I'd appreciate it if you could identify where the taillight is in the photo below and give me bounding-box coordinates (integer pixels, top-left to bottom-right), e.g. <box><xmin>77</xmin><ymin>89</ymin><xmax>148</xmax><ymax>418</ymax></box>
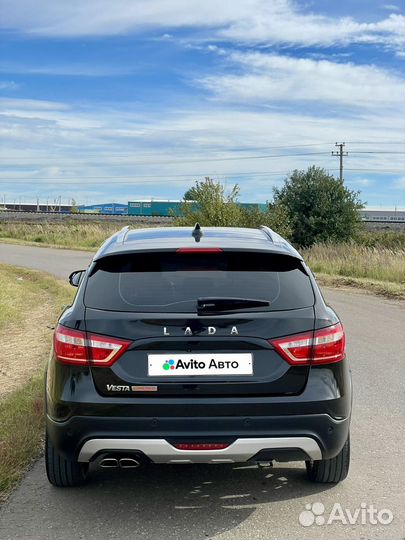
<box><xmin>270</xmin><ymin>323</ymin><xmax>345</xmax><ymax>366</ymax></box>
<box><xmin>176</xmin><ymin>248</ymin><xmax>223</xmax><ymax>253</ymax></box>
<box><xmin>53</xmin><ymin>325</ymin><xmax>131</xmax><ymax>367</ymax></box>
<box><xmin>53</xmin><ymin>325</ymin><xmax>87</xmax><ymax>365</ymax></box>
<box><xmin>87</xmin><ymin>333</ymin><xmax>130</xmax><ymax>366</ymax></box>
<box><xmin>172</xmin><ymin>443</ymin><xmax>230</xmax><ymax>451</ymax></box>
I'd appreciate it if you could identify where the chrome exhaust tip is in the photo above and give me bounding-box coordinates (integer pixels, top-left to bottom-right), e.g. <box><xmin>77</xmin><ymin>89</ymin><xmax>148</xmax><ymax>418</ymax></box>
<box><xmin>100</xmin><ymin>457</ymin><xmax>119</xmax><ymax>468</ymax></box>
<box><xmin>119</xmin><ymin>457</ymin><xmax>140</xmax><ymax>469</ymax></box>
<box><xmin>257</xmin><ymin>461</ymin><xmax>273</xmax><ymax>468</ymax></box>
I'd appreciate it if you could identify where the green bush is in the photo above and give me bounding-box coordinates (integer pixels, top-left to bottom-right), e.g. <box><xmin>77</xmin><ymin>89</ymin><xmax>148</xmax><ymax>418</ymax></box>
<box><xmin>273</xmin><ymin>166</ymin><xmax>364</xmax><ymax>247</ymax></box>
<box><xmin>237</xmin><ymin>204</ymin><xmax>292</xmax><ymax>239</ymax></box>
<box><xmin>174</xmin><ymin>178</ymin><xmax>243</xmax><ymax>227</ymax></box>
<box><xmin>174</xmin><ymin>178</ymin><xmax>292</xmax><ymax>238</ymax></box>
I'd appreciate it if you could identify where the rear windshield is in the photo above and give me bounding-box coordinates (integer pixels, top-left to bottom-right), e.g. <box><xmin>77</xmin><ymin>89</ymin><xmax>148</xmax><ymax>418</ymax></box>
<box><xmin>84</xmin><ymin>252</ymin><xmax>314</xmax><ymax>312</ymax></box>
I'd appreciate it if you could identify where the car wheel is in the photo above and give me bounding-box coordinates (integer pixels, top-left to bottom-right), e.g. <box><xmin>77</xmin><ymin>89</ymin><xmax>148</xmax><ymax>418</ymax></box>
<box><xmin>45</xmin><ymin>432</ymin><xmax>88</xmax><ymax>487</ymax></box>
<box><xmin>306</xmin><ymin>435</ymin><xmax>350</xmax><ymax>483</ymax></box>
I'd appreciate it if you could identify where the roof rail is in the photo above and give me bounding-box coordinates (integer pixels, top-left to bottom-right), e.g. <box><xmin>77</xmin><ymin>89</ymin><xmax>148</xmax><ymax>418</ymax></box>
<box><xmin>259</xmin><ymin>225</ymin><xmax>275</xmax><ymax>243</ymax></box>
<box><xmin>259</xmin><ymin>225</ymin><xmax>303</xmax><ymax>259</ymax></box>
<box><xmin>116</xmin><ymin>225</ymin><xmax>130</xmax><ymax>244</ymax></box>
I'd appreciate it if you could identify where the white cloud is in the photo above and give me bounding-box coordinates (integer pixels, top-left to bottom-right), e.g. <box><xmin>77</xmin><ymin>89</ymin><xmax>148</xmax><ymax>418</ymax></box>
<box><xmin>198</xmin><ymin>52</ymin><xmax>404</xmax><ymax>108</ymax></box>
<box><xmin>0</xmin><ymin>0</ymin><xmax>403</xmax><ymax>53</ymax></box>
<box><xmin>0</xmin><ymin>80</ymin><xmax>18</xmax><ymax>90</ymax></box>
<box><xmin>0</xmin><ymin>96</ymin><xmax>403</xmax><ymax>198</ymax></box>
<box><xmin>0</xmin><ymin>0</ymin><xmax>270</xmax><ymax>36</ymax></box>
<box><xmin>346</xmin><ymin>178</ymin><xmax>374</xmax><ymax>187</ymax></box>
<box><xmin>221</xmin><ymin>8</ymin><xmax>404</xmax><ymax>52</ymax></box>
<box><xmin>383</xmin><ymin>4</ymin><xmax>401</xmax><ymax>12</ymax></box>
<box><xmin>0</xmin><ymin>64</ymin><xmax>135</xmax><ymax>77</ymax></box>
<box><xmin>0</xmin><ymin>97</ymin><xmax>69</xmax><ymax>110</ymax></box>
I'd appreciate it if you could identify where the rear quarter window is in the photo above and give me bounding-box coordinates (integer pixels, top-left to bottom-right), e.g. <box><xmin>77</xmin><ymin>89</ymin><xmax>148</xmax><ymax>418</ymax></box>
<box><xmin>84</xmin><ymin>251</ymin><xmax>314</xmax><ymax>312</ymax></box>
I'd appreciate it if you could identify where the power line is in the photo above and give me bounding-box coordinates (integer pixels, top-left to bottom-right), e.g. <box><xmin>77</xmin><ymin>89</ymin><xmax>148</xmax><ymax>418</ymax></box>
<box><xmin>0</xmin><ymin>142</ymin><xmax>340</xmax><ymax>161</ymax></box>
<box><xmin>0</xmin><ymin>172</ymin><xmax>334</xmax><ymax>181</ymax></box>
<box><xmin>349</xmin><ymin>151</ymin><xmax>404</xmax><ymax>154</ymax></box>
<box><xmin>1</xmin><ymin>150</ymin><xmax>403</xmax><ymax>170</ymax></box>
<box><xmin>0</xmin><ymin>151</ymin><xmax>334</xmax><ymax>169</ymax></box>
<box><xmin>332</xmin><ymin>142</ymin><xmax>349</xmax><ymax>181</ymax></box>
<box><xmin>344</xmin><ymin>168</ymin><xmax>404</xmax><ymax>172</ymax></box>
<box><xmin>2</xmin><ymin>169</ymin><xmax>403</xmax><ymax>181</ymax></box>
<box><xmin>1</xmin><ymin>145</ymin><xmax>336</xmax><ymax>162</ymax></box>
<box><xmin>1</xmin><ymin>151</ymin><xmax>403</xmax><ymax>167</ymax></box>
<box><xmin>1</xmin><ymin>140</ymin><xmax>403</xmax><ymax>163</ymax></box>
<box><xmin>1</xmin><ymin>168</ymin><xmax>403</xmax><ymax>185</ymax></box>
<box><xmin>0</xmin><ymin>170</ymin><xmax>296</xmax><ymax>181</ymax></box>
<box><xmin>344</xmin><ymin>140</ymin><xmax>404</xmax><ymax>144</ymax></box>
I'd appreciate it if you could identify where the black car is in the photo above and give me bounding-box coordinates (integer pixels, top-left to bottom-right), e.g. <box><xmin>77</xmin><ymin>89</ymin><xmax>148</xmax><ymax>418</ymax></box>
<box><xmin>45</xmin><ymin>224</ymin><xmax>351</xmax><ymax>487</ymax></box>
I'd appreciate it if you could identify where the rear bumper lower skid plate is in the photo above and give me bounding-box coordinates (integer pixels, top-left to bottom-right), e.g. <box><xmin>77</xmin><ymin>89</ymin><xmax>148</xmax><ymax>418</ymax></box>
<box><xmin>78</xmin><ymin>436</ymin><xmax>322</xmax><ymax>463</ymax></box>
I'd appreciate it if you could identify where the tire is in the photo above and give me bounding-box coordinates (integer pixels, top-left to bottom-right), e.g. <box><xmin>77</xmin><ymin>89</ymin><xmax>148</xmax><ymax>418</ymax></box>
<box><xmin>306</xmin><ymin>436</ymin><xmax>350</xmax><ymax>483</ymax></box>
<box><xmin>45</xmin><ymin>432</ymin><xmax>88</xmax><ymax>487</ymax></box>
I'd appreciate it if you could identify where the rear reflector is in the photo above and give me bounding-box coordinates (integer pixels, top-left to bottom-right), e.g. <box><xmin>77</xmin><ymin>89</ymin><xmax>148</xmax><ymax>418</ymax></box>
<box><xmin>176</xmin><ymin>248</ymin><xmax>223</xmax><ymax>253</ymax></box>
<box><xmin>270</xmin><ymin>323</ymin><xmax>345</xmax><ymax>365</ymax></box>
<box><xmin>53</xmin><ymin>324</ymin><xmax>131</xmax><ymax>367</ymax></box>
<box><xmin>172</xmin><ymin>442</ymin><xmax>230</xmax><ymax>451</ymax></box>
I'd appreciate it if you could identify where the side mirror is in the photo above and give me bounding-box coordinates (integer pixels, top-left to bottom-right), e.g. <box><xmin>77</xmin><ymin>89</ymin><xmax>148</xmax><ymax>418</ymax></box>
<box><xmin>69</xmin><ymin>270</ymin><xmax>85</xmax><ymax>287</ymax></box>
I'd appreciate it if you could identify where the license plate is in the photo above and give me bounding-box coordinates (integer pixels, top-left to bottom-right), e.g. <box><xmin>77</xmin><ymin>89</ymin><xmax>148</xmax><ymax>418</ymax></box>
<box><xmin>148</xmin><ymin>353</ymin><xmax>253</xmax><ymax>377</ymax></box>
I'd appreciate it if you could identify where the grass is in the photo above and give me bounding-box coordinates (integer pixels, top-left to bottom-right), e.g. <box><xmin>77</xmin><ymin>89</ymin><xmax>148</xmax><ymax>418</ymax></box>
<box><xmin>315</xmin><ymin>274</ymin><xmax>404</xmax><ymax>300</ymax></box>
<box><xmin>0</xmin><ymin>221</ymin><xmax>142</xmax><ymax>250</ymax></box>
<box><xmin>0</xmin><ymin>264</ymin><xmax>68</xmax><ymax>328</ymax></box>
<box><xmin>0</xmin><ymin>265</ymin><xmax>73</xmax><ymax>502</ymax></box>
<box><xmin>302</xmin><ymin>243</ymin><xmax>405</xmax><ymax>299</ymax></box>
<box><xmin>355</xmin><ymin>230</ymin><xmax>405</xmax><ymax>250</ymax></box>
<box><xmin>0</xmin><ymin>375</ymin><xmax>44</xmax><ymax>500</ymax></box>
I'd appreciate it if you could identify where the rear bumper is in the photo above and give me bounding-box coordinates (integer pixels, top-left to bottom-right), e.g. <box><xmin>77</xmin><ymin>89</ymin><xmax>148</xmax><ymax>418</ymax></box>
<box><xmin>46</xmin><ymin>412</ymin><xmax>350</xmax><ymax>463</ymax></box>
<box><xmin>78</xmin><ymin>436</ymin><xmax>322</xmax><ymax>463</ymax></box>
<box><xmin>46</xmin><ymin>358</ymin><xmax>352</xmax><ymax>464</ymax></box>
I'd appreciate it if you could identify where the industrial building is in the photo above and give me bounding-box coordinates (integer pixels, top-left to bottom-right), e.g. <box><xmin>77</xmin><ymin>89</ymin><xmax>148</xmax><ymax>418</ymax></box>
<box><xmin>77</xmin><ymin>203</ymin><xmax>128</xmax><ymax>214</ymax></box>
<box><xmin>1</xmin><ymin>202</ymin><xmax>72</xmax><ymax>212</ymax></box>
<box><xmin>128</xmin><ymin>200</ymin><xmax>184</xmax><ymax>216</ymax></box>
<box><xmin>359</xmin><ymin>207</ymin><xmax>405</xmax><ymax>222</ymax></box>
<box><xmin>127</xmin><ymin>200</ymin><xmax>267</xmax><ymax>216</ymax></box>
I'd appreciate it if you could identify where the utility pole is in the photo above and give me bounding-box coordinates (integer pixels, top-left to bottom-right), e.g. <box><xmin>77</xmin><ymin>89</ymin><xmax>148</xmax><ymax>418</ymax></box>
<box><xmin>332</xmin><ymin>142</ymin><xmax>348</xmax><ymax>181</ymax></box>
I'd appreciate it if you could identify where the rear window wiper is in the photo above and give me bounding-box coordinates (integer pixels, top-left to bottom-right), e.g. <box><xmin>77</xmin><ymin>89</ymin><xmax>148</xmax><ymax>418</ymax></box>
<box><xmin>197</xmin><ymin>297</ymin><xmax>270</xmax><ymax>314</ymax></box>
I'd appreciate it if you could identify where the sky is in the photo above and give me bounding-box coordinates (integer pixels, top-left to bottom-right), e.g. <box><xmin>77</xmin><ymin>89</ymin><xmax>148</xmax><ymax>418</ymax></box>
<box><xmin>0</xmin><ymin>0</ymin><xmax>404</xmax><ymax>207</ymax></box>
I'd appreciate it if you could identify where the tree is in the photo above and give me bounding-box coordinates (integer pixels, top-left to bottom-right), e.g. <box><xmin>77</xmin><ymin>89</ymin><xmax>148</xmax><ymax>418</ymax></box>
<box><xmin>238</xmin><ymin>204</ymin><xmax>292</xmax><ymax>240</ymax></box>
<box><xmin>183</xmin><ymin>186</ymin><xmax>198</xmax><ymax>200</ymax></box>
<box><xmin>71</xmin><ymin>199</ymin><xmax>79</xmax><ymax>213</ymax></box>
<box><xmin>273</xmin><ymin>166</ymin><xmax>364</xmax><ymax>247</ymax></box>
<box><xmin>174</xmin><ymin>178</ymin><xmax>243</xmax><ymax>227</ymax></box>
<box><xmin>176</xmin><ymin>178</ymin><xmax>293</xmax><ymax>237</ymax></box>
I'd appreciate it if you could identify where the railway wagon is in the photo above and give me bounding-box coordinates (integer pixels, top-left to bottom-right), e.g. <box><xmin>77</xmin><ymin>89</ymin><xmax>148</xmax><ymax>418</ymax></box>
<box><xmin>127</xmin><ymin>200</ymin><xmax>267</xmax><ymax>217</ymax></box>
<box><xmin>78</xmin><ymin>203</ymin><xmax>128</xmax><ymax>214</ymax></box>
<box><xmin>128</xmin><ymin>200</ymin><xmax>194</xmax><ymax>216</ymax></box>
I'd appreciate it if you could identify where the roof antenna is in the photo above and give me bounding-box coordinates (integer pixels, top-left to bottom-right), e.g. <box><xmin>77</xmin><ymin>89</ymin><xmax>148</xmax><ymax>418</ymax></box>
<box><xmin>192</xmin><ymin>222</ymin><xmax>203</xmax><ymax>242</ymax></box>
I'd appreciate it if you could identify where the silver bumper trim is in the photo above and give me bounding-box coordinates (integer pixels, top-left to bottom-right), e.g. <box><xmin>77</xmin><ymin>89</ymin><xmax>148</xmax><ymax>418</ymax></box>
<box><xmin>78</xmin><ymin>437</ymin><xmax>322</xmax><ymax>463</ymax></box>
